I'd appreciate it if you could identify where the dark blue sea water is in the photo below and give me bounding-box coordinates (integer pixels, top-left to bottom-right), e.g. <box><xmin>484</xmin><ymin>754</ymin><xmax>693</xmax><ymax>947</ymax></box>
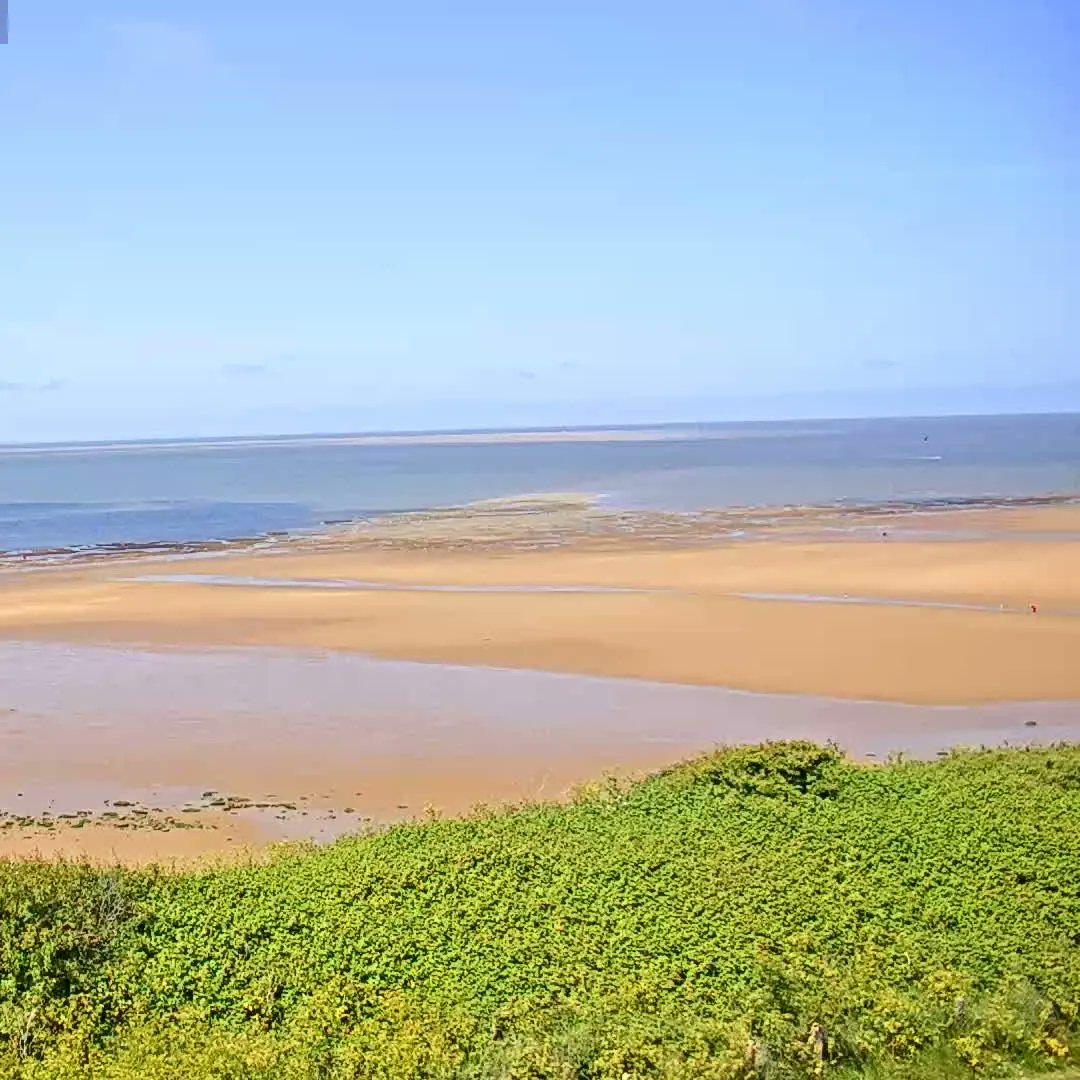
<box><xmin>1</xmin><ymin>414</ymin><xmax>1077</xmax><ymax>554</ymax></box>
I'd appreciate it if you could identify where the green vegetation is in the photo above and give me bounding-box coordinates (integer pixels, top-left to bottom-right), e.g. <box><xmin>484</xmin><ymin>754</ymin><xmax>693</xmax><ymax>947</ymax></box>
<box><xmin>2</xmin><ymin>742</ymin><xmax>1079</xmax><ymax>1078</ymax></box>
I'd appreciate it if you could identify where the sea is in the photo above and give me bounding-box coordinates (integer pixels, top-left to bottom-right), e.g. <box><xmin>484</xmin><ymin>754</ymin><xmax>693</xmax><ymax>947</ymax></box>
<box><xmin>1</xmin><ymin>413</ymin><xmax>1078</xmax><ymax>556</ymax></box>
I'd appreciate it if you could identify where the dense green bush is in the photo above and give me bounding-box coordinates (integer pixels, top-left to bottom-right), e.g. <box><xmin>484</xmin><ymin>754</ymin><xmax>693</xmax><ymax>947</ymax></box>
<box><xmin>2</xmin><ymin>743</ymin><xmax>1079</xmax><ymax>1078</ymax></box>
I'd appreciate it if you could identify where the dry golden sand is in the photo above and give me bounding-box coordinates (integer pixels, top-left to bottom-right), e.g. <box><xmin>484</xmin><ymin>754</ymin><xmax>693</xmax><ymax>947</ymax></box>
<box><xmin>2</xmin><ymin>502</ymin><xmax>1078</xmax><ymax>704</ymax></box>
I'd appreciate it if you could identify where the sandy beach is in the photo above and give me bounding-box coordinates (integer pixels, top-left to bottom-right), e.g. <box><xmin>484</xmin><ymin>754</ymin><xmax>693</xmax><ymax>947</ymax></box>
<box><xmin>3</xmin><ymin>499</ymin><xmax>1079</xmax><ymax>703</ymax></box>
<box><xmin>2</xmin><ymin>498</ymin><xmax>1078</xmax><ymax>861</ymax></box>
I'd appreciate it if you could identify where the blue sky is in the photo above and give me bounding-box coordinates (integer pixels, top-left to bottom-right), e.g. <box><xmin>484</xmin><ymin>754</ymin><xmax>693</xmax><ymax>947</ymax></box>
<box><xmin>1</xmin><ymin>1</ymin><xmax>1077</xmax><ymax>441</ymax></box>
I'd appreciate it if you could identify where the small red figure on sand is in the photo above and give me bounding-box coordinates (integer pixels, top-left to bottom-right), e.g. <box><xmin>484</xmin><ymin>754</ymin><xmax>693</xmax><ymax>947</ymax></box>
<box><xmin>1030</xmin><ymin>603</ymin><xmax>1038</xmax><ymax>614</ymax></box>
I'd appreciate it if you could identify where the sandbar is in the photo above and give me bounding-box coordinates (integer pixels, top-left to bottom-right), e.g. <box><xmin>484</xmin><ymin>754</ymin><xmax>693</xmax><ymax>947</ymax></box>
<box><xmin>1</xmin><ymin>501</ymin><xmax>1078</xmax><ymax>704</ymax></box>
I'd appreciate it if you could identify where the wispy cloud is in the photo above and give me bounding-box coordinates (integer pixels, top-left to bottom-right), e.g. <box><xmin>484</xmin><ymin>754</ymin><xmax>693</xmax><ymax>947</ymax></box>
<box><xmin>112</xmin><ymin>20</ymin><xmax>213</xmax><ymax>75</ymax></box>
<box><xmin>222</xmin><ymin>362</ymin><xmax>270</xmax><ymax>378</ymax></box>
<box><xmin>0</xmin><ymin>377</ymin><xmax>67</xmax><ymax>392</ymax></box>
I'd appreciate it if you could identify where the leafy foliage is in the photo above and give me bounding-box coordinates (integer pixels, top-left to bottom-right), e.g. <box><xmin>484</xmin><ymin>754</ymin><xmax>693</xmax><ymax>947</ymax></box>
<box><xmin>2</xmin><ymin>743</ymin><xmax>1079</xmax><ymax>1078</ymax></box>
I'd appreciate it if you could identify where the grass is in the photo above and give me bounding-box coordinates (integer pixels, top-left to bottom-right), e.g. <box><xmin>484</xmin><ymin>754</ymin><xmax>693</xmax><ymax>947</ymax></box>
<box><xmin>1</xmin><ymin>742</ymin><xmax>1079</xmax><ymax>1078</ymax></box>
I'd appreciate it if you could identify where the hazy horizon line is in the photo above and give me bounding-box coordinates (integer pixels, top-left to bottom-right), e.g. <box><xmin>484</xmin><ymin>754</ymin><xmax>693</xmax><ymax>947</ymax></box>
<box><xmin>1</xmin><ymin>407</ymin><xmax>1076</xmax><ymax>453</ymax></box>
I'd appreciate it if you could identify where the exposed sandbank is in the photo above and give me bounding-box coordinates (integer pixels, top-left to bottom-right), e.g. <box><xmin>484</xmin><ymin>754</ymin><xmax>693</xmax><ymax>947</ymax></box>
<box><xmin>0</xmin><ymin>501</ymin><xmax>1077</xmax><ymax>705</ymax></box>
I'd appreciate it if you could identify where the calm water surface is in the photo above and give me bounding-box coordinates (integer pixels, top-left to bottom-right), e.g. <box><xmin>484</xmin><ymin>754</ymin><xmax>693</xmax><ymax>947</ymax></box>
<box><xmin>1</xmin><ymin>414</ymin><xmax>1077</xmax><ymax>553</ymax></box>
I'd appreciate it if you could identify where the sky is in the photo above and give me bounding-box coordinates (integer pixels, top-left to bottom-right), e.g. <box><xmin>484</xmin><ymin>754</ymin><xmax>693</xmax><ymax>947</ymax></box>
<box><xmin>1</xmin><ymin>1</ymin><xmax>1078</xmax><ymax>442</ymax></box>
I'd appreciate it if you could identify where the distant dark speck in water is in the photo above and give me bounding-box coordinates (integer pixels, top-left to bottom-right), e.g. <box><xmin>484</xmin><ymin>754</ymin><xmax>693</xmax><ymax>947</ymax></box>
<box><xmin>1025</xmin><ymin>720</ymin><xmax>1038</xmax><ymax>727</ymax></box>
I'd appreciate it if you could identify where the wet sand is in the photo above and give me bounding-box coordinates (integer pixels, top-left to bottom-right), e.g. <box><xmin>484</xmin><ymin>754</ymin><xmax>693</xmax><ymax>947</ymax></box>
<box><xmin>2</xmin><ymin>641</ymin><xmax>1077</xmax><ymax>863</ymax></box>
<box><xmin>1</xmin><ymin>499</ymin><xmax>1078</xmax><ymax>861</ymax></box>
